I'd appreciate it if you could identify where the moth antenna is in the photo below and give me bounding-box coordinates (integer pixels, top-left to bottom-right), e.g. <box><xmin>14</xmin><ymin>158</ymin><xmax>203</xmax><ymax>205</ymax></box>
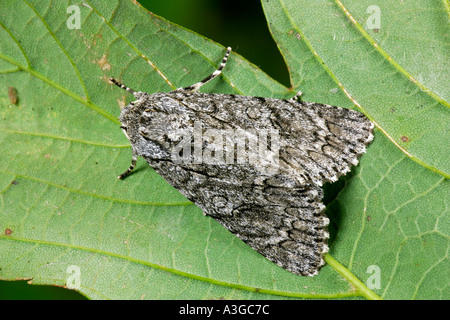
<box><xmin>181</xmin><ymin>47</ymin><xmax>231</xmax><ymax>93</ymax></box>
<box><xmin>114</xmin><ymin>46</ymin><xmax>374</xmax><ymax>277</ymax></box>
<box><xmin>110</xmin><ymin>78</ymin><xmax>137</xmax><ymax>95</ymax></box>
<box><xmin>118</xmin><ymin>153</ymin><xmax>138</xmax><ymax>180</ymax></box>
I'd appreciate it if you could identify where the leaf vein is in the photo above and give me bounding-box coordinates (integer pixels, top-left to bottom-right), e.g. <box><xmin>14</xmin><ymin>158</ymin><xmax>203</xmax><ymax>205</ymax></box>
<box><xmin>23</xmin><ymin>0</ymin><xmax>92</xmax><ymax>101</ymax></box>
<box><xmin>0</xmin><ymin>236</ymin><xmax>363</xmax><ymax>299</ymax></box>
<box><xmin>0</xmin><ymin>170</ymin><xmax>192</xmax><ymax>207</ymax></box>
<box><xmin>333</xmin><ymin>0</ymin><xmax>449</xmax><ymax>108</ymax></box>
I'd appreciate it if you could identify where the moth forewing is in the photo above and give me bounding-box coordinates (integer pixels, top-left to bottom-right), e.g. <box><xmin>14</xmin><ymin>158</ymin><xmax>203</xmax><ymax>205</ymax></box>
<box><xmin>111</xmin><ymin>47</ymin><xmax>373</xmax><ymax>276</ymax></box>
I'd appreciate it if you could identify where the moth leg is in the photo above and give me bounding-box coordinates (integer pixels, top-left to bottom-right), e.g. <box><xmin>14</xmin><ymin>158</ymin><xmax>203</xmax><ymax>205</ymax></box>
<box><xmin>289</xmin><ymin>90</ymin><xmax>303</xmax><ymax>102</ymax></box>
<box><xmin>181</xmin><ymin>47</ymin><xmax>231</xmax><ymax>93</ymax></box>
<box><xmin>110</xmin><ymin>78</ymin><xmax>137</xmax><ymax>95</ymax></box>
<box><xmin>118</xmin><ymin>152</ymin><xmax>138</xmax><ymax>180</ymax></box>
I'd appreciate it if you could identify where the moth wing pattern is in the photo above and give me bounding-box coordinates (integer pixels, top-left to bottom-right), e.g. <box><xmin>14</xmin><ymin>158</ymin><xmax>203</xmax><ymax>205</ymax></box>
<box><xmin>149</xmin><ymin>159</ymin><xmax>330</xmax><ymax>276</ymax></box>
<box><xmin>269</xmin><ymin>99</ymin><xmax>374</xmax><ymax>186</ymax></box>
<box><xmin>172</xmin><ymin>92</ymin><xmax>374</xmax><ymax>187</ymax></box>
<box><xmin>111</xmin><ymin>47</ymin><xmax>374</xmax><ymax>277</ymax></box>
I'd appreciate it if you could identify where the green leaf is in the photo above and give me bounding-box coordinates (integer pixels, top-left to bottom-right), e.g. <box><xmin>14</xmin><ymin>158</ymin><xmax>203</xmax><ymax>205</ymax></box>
<box><xmin>0</xmin><ymin>0</ymin><xmax>448</xmax><ymax>300</ymax></box>
<box><xmin>262</xmin><ymin>0</ymin><xmax>450</xmax><ymax>178</ymax></box>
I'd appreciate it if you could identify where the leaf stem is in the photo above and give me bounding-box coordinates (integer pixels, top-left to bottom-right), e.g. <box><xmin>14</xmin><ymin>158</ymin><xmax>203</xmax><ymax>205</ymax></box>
<box><xmin>324</xmin><ymin>254</ymin><xmax>382</xmax><ymax>300</ymax></box>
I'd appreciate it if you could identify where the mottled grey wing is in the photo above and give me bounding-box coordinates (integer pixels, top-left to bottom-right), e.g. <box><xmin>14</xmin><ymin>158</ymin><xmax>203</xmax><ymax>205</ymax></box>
<box><xmin>147</xmin><ymin>159</ymin><xmax>330</xmax><ymax>276</ymax></box>
<box><xmin>122</xmin><ymin>91</ymin><xmax>373</xmax><ymax>276</ymax></box>
<box><xmin>269</xmin><ymin>99</ymin><xmax>374</xmax><ymax>186</ymax></box>
<box><xmin>174</xmin><ymin>92</ymin><xmax>374</xmax><ymax>187</ymax></box>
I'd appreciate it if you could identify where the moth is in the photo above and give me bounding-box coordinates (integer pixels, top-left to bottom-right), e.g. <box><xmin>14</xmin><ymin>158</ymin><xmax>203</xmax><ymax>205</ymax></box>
<box><xmin>110</xmin><ymin>47</ymin><xmax>374</xmax><ymax>276</ymax></box>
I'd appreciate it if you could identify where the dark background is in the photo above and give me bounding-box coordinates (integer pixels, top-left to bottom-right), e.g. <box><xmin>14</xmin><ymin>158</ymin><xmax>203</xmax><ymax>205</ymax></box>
<box><xmin>0</xmin><ymin>0</ymin><xmax>287</xmax><ymax>300</ymax></box>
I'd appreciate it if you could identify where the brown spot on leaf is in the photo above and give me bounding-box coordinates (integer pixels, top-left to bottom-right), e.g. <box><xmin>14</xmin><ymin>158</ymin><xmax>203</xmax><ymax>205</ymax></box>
<box><xmin>5</xmin><ymin>228</ymin><xmax>12</xmax><ymax>236</ymax></box>
<box><xmin>8</xmin><ymin>86</ymin><xmax>18</xmax><ymax>105</ymax></box>
<box><xmin>401</xmin><ymin>136</ymin><xmax>409</xmax><ymax>142</ymax></box>
<box><xmin>95</xmin><ymin>54</ymin><xmax>111</xmax><ymax>71</ymax></box>
<box><xmin>92</xmin><ymin>33</ymin><xmax>103</xmax><ymax>46</ymax></box>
